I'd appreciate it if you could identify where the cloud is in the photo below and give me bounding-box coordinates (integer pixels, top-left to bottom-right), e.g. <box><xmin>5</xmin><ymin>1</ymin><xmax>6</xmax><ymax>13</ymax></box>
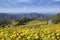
<box><xmin>0</xmin><ymin>0</ymin><xmax>60</xmax><ymax>13</ymax></box>
<box><xmin>15</xmin><ymin>0</ymin><xmax>31</xmax><ymax>2</ymax></box>
<box><xmin>0</xmin><ymin>0</ymin><xmax>60</xmax><ymax>8</ymax></box>
<box><xmin>8</xmin><ymin>0</ymin><xmax>31</xmax><ymax>4</ymax></box>
<box><xmin>0</xmin><ymin>7</ymin><xmax>60</xmax><ymax>13</ymax></box>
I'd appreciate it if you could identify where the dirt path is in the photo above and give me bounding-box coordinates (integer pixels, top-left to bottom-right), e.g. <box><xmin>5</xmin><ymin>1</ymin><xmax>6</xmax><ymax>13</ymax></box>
<box><xmin>40</xmin><ymin>20</ymin><xmax>52</xmax><ymax>27</ymax></box>
<box><xmin>23</xmin><ymin>20</ymin><xmax>52</xmax><ymax>28</ymax></box>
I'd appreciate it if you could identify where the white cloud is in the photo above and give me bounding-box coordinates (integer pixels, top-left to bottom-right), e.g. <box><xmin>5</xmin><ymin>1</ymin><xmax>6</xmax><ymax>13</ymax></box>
<box><xmin>7</xmin><ymin>0</ymin><xmax>31</xmax><ymax>5</ymax></box>
<box><xmin>11</xmin><ymin>0</ymin><xmax>31</xmax><ymax>3</ymax></box>
<box><xmin>15</xmin><ymin>0</ymin><xmax>30</xmax><ymax>2</ymax></box>
<box><xmin>0</xmin><ymin>7</ymin><xmax>60</xmax><ymax>13</ymax></box>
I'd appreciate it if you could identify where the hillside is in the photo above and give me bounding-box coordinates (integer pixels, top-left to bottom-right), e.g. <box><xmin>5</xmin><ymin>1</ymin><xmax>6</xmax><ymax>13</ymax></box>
<box><xmin>52</xmin><ymin>13</ymin><xmax>60</xmax><ymax>24</ymax></box>
<box><xmin>17</xmin><ymin>20</ymin><xmax>47</xmax><ymax>28</ymax></box>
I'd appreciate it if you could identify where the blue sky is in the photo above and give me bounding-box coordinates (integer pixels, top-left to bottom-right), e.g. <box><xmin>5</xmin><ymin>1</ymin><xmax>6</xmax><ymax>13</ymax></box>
<box><xmin>0</xmin><ymin>0</ymin><xmax>60</xmax><ymax>13</ymax></box>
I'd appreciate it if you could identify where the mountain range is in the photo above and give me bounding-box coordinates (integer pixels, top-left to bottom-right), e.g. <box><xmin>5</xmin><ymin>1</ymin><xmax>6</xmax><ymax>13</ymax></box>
<box><xmin>0</xmin><ymin>13</ymin><xmax>55</xmax><ymax>21</ymax></box>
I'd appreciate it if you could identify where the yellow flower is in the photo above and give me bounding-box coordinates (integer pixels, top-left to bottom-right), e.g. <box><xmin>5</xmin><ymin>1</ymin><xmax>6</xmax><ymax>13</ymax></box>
<box><xmin>16</xmin><ymin>35</ymin><xmax>21</xmax><ymax>40</ymax></box>
<box><xmin>41</xmin><ymin>34</ymin><xmax>45</xmax><ymax>38</ymax></box>
<box><xmin>0</xmin><ymin>32</ymin><xmax>3</xmax><ymax>35</ymax></box>
<box><xmin>51</xmin><ymin>32</ymin><xmax>55</xmax><ymax>36</ymax></box>
<box><xmin>52</xmin><ymin>36</ymin><xmax>55</xmax><ymax>39</ymax></box>
<box><xmin>20</xmin><ymin>33</ymin><xmax>24</xmax><ymax>36</ymax></box>
<box><xmin>57</xmin><ymin>36</ymin><xmax>59</xmax><ymax>39</ymax></box>
<box><xmin>1</xmin><ymin>38</ymin><xmax>4</xmax><ymax>40</ymax></box>
<box><xmin>56</xmin><ymin>33</ymin><xmax>60</xmax><ymax>36</ymax></box>
<box><xmin>44</xmin><ymin>37</ymin><xmax>46</xmax><ymax>40</ymax></box>
<box><xmin>27</xmin><ymin>36</ymin><xmax>30</xmax><ymax>39</ymax></box>
<box><xmin>7</xmin><ymin>38</ymin><xmax>11</xmax><ymax>40</ymax></box>
<box><xmin>59</xmin><ymin>39</ymin><xmax>60</xmax><ymax>40</ymax></box>
<box><xmin>4</xmin><ymin>33</ymin><xmax>8</xmax><ymax>37</ymax></box>
<box><xmin>34</xmin><ymin>33</ymin><xmax>38</xmax><ymax>36</ymax></box>
<box><xmin>55</xmin><ymin>29</ymin><xmax>60</xmax><ymax>33</ymax></box>
<box><xmin>30</xmin><ymin>34</ymin><xmax>33</xmax><ymax>36</ymax></box>
<box><xmin>13</xmin><ymin>31</ymin><xmax>16</xmax><ymax>33</ymax></box>
<box><xmin>47</xmin><ymin>31</ymin><xmax>50</xmax><ymax>34</ymax></box>
<box><xmin>10</xmin><ymin>34</ymin><xmax>16</xmax><ymax>38</ymax></box>
<box><xmin>48</xmin><ymin>35</ymin><xmax>50</xmax><ymax>38</ymax></box>
<box><xmin>16</xmin><ymin>38</ymin><xmax>19</xmax><ymax>40</ymax></box>
<box><xmin>35</xmin><ymin>36</ymin><xmax>39</xmax><ymax>39</ymax></box>
<box><xmin>34</xmin><ymin>33</ymin><xmax>39</xmax><ymax>39</ymax></box>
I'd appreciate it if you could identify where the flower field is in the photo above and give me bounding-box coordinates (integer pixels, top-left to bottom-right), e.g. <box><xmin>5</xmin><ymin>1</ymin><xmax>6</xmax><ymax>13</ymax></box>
<box><xmin>0</xmin><ymin>24</ymin><xmax>60</xmax><ymax>40</ymax></box>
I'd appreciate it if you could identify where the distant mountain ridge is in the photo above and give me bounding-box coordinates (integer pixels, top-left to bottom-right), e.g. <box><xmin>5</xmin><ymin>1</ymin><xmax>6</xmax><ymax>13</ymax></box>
<box><xmin>0</xmin><ymin>13</ymin><xmax>55</xmax><ymax>20</ymax></box>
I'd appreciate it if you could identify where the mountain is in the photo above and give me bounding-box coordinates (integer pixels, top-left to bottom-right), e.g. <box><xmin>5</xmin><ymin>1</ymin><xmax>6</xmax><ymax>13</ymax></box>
<box><xmin>0</xmin><ymin>13</ymin><xmax>55</xmax><ymax>21</ymax></box>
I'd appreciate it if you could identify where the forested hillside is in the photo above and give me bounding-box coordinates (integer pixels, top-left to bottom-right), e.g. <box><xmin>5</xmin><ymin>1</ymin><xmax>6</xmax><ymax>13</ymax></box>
<box><xmin>52</xmin><ymin>13</ymin><xmax>60</xmax><ymax>24</ymax></box>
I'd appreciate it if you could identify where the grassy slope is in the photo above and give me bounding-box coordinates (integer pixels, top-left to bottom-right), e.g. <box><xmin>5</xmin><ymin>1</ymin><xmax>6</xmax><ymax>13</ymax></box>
<box><xmin>17</xmin><ymin>20</ymin><xmax>48</xmax><ymax>27</ymax></box>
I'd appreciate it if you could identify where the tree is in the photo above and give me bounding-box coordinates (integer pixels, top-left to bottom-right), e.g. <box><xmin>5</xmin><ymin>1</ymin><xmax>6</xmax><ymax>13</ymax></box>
<box><xmin>16</xmin><ymin>17</ymin><xmax>33</xmax><ymax>25</ymax></box>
